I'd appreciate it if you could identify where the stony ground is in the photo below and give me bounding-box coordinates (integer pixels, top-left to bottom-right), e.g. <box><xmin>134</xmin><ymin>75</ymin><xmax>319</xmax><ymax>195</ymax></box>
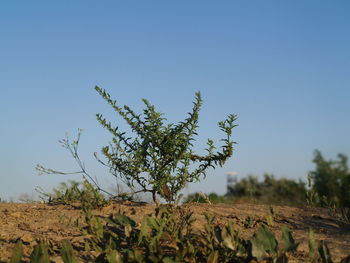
<box><xmin>1</xmin><ymin>201</ymin><xmax>350</xmax><ymax>262</ymax></box>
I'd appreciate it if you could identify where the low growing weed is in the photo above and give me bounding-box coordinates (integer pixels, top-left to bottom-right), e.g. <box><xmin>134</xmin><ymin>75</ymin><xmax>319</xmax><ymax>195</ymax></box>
<box><xmin>8</xmin><ymin>206</ymin><xmax>350</xmax><ymax>263</ymax></box>
<box><xmin>36</xmin><ymin>179</ymin><xmax>108</xmax><ymax>209</ymax></box>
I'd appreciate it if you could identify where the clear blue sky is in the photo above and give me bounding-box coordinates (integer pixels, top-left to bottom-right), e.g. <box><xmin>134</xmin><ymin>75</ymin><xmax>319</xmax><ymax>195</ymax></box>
<box><xmin>1</xmin><ymin>1</ymin><xmax>349</xmax><ymax>200</ymax></box>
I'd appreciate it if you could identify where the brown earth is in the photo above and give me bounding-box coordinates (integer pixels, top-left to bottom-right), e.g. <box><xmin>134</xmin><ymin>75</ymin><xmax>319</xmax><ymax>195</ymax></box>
<box><xmin>1</xmin><ymin>201</ymin><xmax>350</xmax><ymax>262</ymax></box>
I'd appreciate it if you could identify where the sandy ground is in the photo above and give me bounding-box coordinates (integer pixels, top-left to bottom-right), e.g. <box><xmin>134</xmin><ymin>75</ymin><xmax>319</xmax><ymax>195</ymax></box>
<box><xmin>1</xmin><ymin>202</ymin><xmax>350</xmax><ymax>262</ymax></box>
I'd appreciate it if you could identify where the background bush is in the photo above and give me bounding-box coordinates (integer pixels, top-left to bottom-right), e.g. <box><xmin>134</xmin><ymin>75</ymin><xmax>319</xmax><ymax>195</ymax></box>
<box><xmin>227</xmin><ymin>174</ymin><xmax>307</xmax><ymax>206</ymax></box>
<box><xmin>309</xmin><ymin>150</ymin><xmax>350</xmax><ymax>207</ymax></box>
<box><xmin>186</xmin><ymin>150</ymin><xmax>350</xmax><ymax>208</ymax></box>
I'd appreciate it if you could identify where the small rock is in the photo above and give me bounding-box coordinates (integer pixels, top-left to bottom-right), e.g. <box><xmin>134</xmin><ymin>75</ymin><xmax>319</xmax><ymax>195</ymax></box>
<box><xmin>130</xmin><ymin>208</ymin><xmax>136</xmax><ymax>215</ymax></box>
<box><xmin>21</xmin><ymin>233</ymin><xmax>34</xmax><ymax>244</ymax></box>
<box><xmin>42</xmin><ymin>225</ymin><xmax>50</xmax><ymax>231</ymax></box>
<box><xmin>18</xmin><ymin>223</ymin><xmax>31</xmax><ymax>231</ymax></box>
<box><xmin>2</xmin><ymin>208</ymin><xmax>9</xmax><ymax>214</ymax></box>
<box><xmin>10</xmin><ymin>212</ymin><xmax>21</xmax><ymax>218</ymax></box>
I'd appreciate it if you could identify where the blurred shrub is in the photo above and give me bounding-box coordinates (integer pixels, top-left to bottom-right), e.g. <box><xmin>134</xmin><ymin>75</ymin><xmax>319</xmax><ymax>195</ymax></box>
<box><xmin>185</xmin><ymin>174</ymin><xmax>307</xmax><ymax>206</ymax></box>
<box><xmin>227</xmin><ymin>174</ymin><xmax>307</xmax><ymax>206</ymax></box>
<box><xmin>188</xmin><ymin>150</ymin><xmax>350</xmax><ymax>209</ymax></box>
<box><xmin>184</xmin><ymin>192</ymin><xmax>229</xmax><ymax>204</ymax></box>
<box><xmin>309</xmin><ymin>150</ymin><xmax>350</xmax><ymax>207</ymax></box>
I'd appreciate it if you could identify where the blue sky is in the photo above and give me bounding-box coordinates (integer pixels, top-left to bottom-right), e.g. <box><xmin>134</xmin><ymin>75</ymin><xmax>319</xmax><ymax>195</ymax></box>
<box><xmin>1</xmin><ymin>1</ymin><xmax>349</xmax><ymax>200</ymax></box>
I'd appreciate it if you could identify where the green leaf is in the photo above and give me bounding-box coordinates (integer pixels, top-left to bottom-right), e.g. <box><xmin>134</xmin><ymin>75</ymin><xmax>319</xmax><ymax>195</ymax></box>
<box><xmin>267</xmin><ymin>214</ymin><xmax>274</xmax><ymax>227</ymax></box>
<box><xmin>106</xmin><ymin>249</ymin><xmax>123</xmax><ymax>263</ymax></box>
<box><xmin>145</xmin><ymin>216</ymin><xmax>160</xmax><ymax>230</ymax></box>
<box><xmin>214</xmin><ymin>226</ymin><xmax>223</xmax><ymax>243</ymax></box>
<box><xmin>318</xmin><ymin>240</ymin><xmax>333</xmax><ymax>263</ymax></box>
<box><xmin>251</xmin><ymin>225</ymin><xmax>278</xmax><ymax>260</ymax></box>
<box><xmin>281</xmin><ymin>226</ymin><xmax>299</xmax><ymax>253</ymax></box>
<box><xmin>127</xmin><ymin>249</ymin><xmax>145</xmax><ymax>262</ymax></box>
<box><xmin>163</xmin><ymin>257</ymin><xmax>176</xmax><ymax>263</ymax></box>
<box><xmin>207</xmin><ymin>250</ymin><xmax>219</xmax><ymax>263</ymax></box>
<box><xmin>105</xmin><ymin>213</ymin><xmax>137</xmax><ymax>227</ymax></box>
<box><xmin>9</xmin><ymin>241</ymin><xmax>23</xmax><ymax>263</ymax></box>
<box><xmin>30</xmin><ymin>241</ymin><xmax>50</xmax><ymax>263</ymax></box>
<box><xmin>223</xmin><ymin>235</ymin><xmax>236</xmax><ymax>251</ymax></box>
<box><xmin>308</xmin><ymin>228</ymin><xmax>317</xmax><ymax>260</ymax></box>
<box><xmin>60</xmin><ymin>240</ymin><xmax>78</xmax><ymax>263</ymax></box>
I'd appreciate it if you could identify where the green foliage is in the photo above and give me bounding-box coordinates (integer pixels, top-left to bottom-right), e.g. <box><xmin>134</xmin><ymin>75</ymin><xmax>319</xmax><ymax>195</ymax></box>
<box><xmin>266</xmin><ymin>206</ymin><xmax>275</xmax><ymax>227</ymax></box>
<box><xmin>37</xmin><ymin>89</ymin><xmax>237</xmax><ymax>204</ymax></box>
<box><xmin>36</xmin><ymin>179</ymin><xmax>108</xmax><ymax>208</ymax></box>
<box><xmin>244</xmin><ymin>215</ymin><xmax>255</xmax><ymax>228</ymax></box>
<box><xmin>200</xmin><ymin>212</ymin><xmax>251</xmax><ymax>262</ymax></box>
<box><xmin>227</xmin><ymin>174</ymin><xmax>307</xmax><ymax>206</ymax></box>
<box><xmin>30</xmin><ymin>241</ymin><xmax>50</xmax><ymax>263</ymax></box>
<box><xmin>94</xmin><ymin>87</ymin><xmax>237</xmax><ymax>204</ymax></box>
<box><xmin>80</xmin><ymin>205</ymin><xmax>198</xmax><ymax>262</ymax></box>
<box><xmin>308</xmin><ymin>228</ymin><xmax>339</xmax><ymax>263</ymax></box>
<box><xmin>79</xmin><ymin>205</ymin><xmax>253</xmax><ymax>262</ymax></box>
<box><xmin>318</xmin><ymin>240</ymin><xmax>334</xmax><ymax>263</ymax></box>
<box><xmin>184</xmin><ymin>192</ymin><xmax>228</xmax><ymax>204</ymax></box>
<box><xmin>250</xmin><ymin>225</ymin><xmax>299</xmax><ymax>262</ymax></box>
<box><xmin>9</xmin><ymin>240</ymin><xmax>79</xmax><ymax>263</ymax></box>
<box><xmin>251</xmin><ymin>225</ymin><xmax>278</xmax><ymax>260</ymax></box>
<box><xmin>338</xmin><ymin>207</ymin><xmax>350</xmax><ymax>224</ymax></box>
<box><xmin>9</xmin><ymin>241</ymin><xmax>23</xmax><ymax>263</ymax></box>
<box><xmin>75</xmin><ymin>207</ymin><xmax>350</xmax><ymax>263</ymax></box>
<box><xmin>60</xmin><ymin>240</ymin><xmax>79</xmax><ymax>263</ymax></box>
<box><xmin>9</xmin><ymin>207</ymin><xmax>350</xmax><ymax>263</ymax></box>
<box><xmin>281</xmin><ymin>226</ymin><xmax>299</xmax><ymax>253</ymax></box>
<box><xmin>307</xmin><ymin>151</ymin><xmax>350</xmax><ymax>224</ymax></box>
<box><xmin>308</xmin><ymin>228</ymin><xmax>317</xmax><ymax>260</ymax></box>
<box><xmin>309</xmin><ymin>150</ymin><xmax>350</xmax><ymax>207</ymax></box>
<box><xmin>36</xmin><ymin>180</ymin><xmax>79</xmax><ymax>204</ymax></box>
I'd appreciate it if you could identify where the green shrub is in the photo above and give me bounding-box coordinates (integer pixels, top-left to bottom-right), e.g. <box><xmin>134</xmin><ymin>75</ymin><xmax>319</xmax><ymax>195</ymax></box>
<box><xmin>37</xmin><ymin>89</ymin><xmax>237</xmax><ymax>205</ymax></box>
<box><xmin>94</xmin><ymin>87</ymin><xmax>237</xmax><ymax>204</ymax></box>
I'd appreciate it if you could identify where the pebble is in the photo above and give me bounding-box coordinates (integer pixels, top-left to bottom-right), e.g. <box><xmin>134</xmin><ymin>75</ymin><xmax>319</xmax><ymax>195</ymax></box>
<box><xmin>10</xmin><ymin>212</ymin><xmax>21</xmax><ymax>218</ymax></box>
<box><xmin>21</xmin><ymin>233</ymin><xmax>34</xmax><ymax>244</ymax></box>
